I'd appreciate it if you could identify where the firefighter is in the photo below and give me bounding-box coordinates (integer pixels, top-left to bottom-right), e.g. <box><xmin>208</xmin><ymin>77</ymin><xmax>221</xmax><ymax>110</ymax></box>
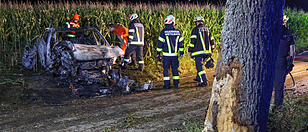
<box><xmin>188</xmin><ymin>16</ymin><xmax>215</xmax><ymax>87</ymax></box>
<box><xmin>108</xmin><ymin>24</ymin><xmax>129</xmax><ymax>52</ymax></box>
<box><xmin>122</xmin><ymin>13</ymin><xmax>145</xmax><ymax>71</ymax></box>
<box><xmin>108</xmin><ymin>24</ymin><xmax>136</xmax><ymax>65</ymax></box>
<box><xmin>64</xmin><ymin>13</ymin><xmax>80</xmax><ymax>43</ymax></box>
<box><xmin>157</xmin><ymin>15</ymin><xmax>184</xmax><ymax>89</ymax></box>
<box><xmin>273</xmin><ymin>15</ymin><xmax>295</xmax><ymax>108</ymax></box>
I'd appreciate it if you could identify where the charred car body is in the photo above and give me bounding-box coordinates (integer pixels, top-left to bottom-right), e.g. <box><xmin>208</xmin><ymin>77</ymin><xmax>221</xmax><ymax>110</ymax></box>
<box><xmin>23</xmin><ymin>27</ymin><xmax>151</xmax><ymax>97</ymax></box>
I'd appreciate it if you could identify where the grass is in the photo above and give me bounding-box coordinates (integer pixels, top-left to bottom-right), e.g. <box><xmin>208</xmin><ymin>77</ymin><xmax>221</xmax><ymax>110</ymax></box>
<box><xmin>268</xmin><ymin>96</ymin><xmax>308</xmax><ymax>131</ymax></box>
<box><xmin>181</xmin><ymin>96</ymin><xmax>308</xmax><ymax>131</ymax></box>
<box><xmin>181</xmin><ymin>119</ymin><xmax>204</xmax><ymax>132</ymax></box>
<box><xmin>0</xmin><ymin>68</ymin><xmax>30</xmax><ymax>111</ymax></box>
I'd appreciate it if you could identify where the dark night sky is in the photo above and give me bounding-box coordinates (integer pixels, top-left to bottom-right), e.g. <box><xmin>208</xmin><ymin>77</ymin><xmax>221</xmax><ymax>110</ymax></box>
<box><xmin>3</xmin><ymin>0</ymin><xmax>308</xmax><ymax>11</ymax></box>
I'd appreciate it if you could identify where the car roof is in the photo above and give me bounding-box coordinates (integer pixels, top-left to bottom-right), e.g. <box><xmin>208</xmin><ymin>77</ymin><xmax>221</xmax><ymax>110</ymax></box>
<box><xmin>45</xmin><ymin>27</ymin><xmax>99</xmax><ymax>33</ymax></box>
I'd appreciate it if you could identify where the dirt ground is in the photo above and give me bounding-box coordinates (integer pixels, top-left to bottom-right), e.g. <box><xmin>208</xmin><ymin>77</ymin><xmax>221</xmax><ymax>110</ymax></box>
<box><xmin>0</xmin><ymin>62</ymin><xmax>307</xmax><ymax>131</ymax></box>
<box><xmin>285</xmin><ymin>62</ymin><xmax>308</xmax><ymax>98</ymax></box>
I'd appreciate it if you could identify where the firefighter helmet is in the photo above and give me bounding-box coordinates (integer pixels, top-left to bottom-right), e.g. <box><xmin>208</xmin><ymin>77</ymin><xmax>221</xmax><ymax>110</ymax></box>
<box><xmin>129</xmin><ymin>13</ymin><xmax>138</xmax><ymax>21</ymax></box>
<box><xmin>72</xmin><ymin>13</ymin><xmax>79</xmax><ymax>20</ymax></box>
<box><xmin>194</xmin><ymin>16</ymin><xmax>204</xmax><ymax>22</ymax></box>
<box><xmin>164</xmin><ymin>15</ymin><xmax>175</xmax><ymax>24</ymax></box>
<box><xmin>283</xmin><ymin>15</ymin><xmax>289</xmax><ymax>25</ymax></box>
<box><xmin>283</xmin><ymin>15</ymin><xmax>289</xmax><ymax>22</ymax></box>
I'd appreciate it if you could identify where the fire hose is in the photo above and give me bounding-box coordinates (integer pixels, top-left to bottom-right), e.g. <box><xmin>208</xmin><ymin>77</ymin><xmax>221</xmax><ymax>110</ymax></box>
<box><xmin>289</xmin><ymin>72</ymin><xmax>296</xmax><ymax>87</ymax></box>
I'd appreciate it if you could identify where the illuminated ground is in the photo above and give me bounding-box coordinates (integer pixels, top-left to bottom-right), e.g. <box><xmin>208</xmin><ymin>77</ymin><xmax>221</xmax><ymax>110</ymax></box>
<box><xmin>0</xmin><ymin>62</ymin><xmax>307</xmax><ymax>131</ymax></box>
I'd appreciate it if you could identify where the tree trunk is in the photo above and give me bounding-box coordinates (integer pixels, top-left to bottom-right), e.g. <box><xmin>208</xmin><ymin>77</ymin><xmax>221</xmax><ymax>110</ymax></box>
<box><xmin>203</xmin><ymin>0</ymin><xmax>284</xmax><ymax>131</ymax></box>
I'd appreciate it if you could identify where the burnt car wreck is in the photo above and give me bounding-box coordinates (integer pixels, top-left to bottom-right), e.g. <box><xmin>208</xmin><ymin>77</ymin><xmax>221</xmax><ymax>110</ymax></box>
<box><xmin>22</xmin><ymin>27</ymin><xmax>152</xmax><ymax>97</ymax></box>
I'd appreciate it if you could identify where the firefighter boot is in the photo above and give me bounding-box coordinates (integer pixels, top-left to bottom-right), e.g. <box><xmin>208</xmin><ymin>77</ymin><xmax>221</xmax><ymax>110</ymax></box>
<box><xmin>121</xmin><ymin>62</ymin><xmax>127</xmax><ymax>69</ymax></box>
<box><xmin>197</xmin><ymin>81</ymin><xmax>208</xmax><ymax>87</ymax></box>
<box><xmin>197</xmin><ymin>76</ymin><xmax>208</xmax><ymax>87</ymax></box>
<box><xmin>174</xmin><ymin>84</ymin><xmax>179</xmax><ymax>89</ymax></box>
<box><xmin>163</xmin><ymin>85</ymin><xmax>170</xmax><ymax>89</ymax></box>
<box><xmin>193</xmin><ymin>76</ymin><xmax>202</xmax><ymax>82</ymax></box>
<box><xmin>138</xmin><ymin>64</ymin><xmax>144</xmax><ymax>71</ymax></box>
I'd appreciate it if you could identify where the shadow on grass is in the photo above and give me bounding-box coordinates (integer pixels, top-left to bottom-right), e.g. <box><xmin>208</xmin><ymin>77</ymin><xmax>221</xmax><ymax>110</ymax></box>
<box><xmin>268</xmin><ymin>96</ymin><xmax>308</xmax><ymax>131</ymax></box>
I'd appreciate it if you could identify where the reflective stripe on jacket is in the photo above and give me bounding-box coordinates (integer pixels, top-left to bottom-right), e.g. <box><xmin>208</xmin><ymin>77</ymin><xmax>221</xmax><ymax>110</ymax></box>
<box><xmin>188</xmin><ymin>24</ymin><xmax>215</xmax><ymax>57</ymax></box>
<box><xmin>128</xmin><ymin>21</ymin><xmax>144</xmax><ymax>45</ymax></box>
<box><xmin>65</xmin><ymin>20</ymin><xmax>80</xmax><ymax>37</ymax></box>
<box><xmin>157</xmin><ymin>24</ymin><xmax>184</xmax><ymax>56</ymax></box>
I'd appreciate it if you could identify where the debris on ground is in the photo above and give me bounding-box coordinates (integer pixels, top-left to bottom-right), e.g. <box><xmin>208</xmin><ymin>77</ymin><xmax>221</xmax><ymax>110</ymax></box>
<box><xmin>286</xmin><ymin>79</ymin><xmax>308</xmax><ymax>98</ymax></box>
<box><xmin>22</xmin><ymin>44</ymin><xmax>37</xmax><ymax>69</ymax></box>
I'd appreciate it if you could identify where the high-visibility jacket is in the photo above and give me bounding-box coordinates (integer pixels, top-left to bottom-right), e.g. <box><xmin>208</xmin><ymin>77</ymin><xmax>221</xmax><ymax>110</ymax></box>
<box><xmin>113</xmin><ymin>26</ymin><xmax>129</xmax><ymax>51</ymax></box>
<box><xmin>157</xmin><ymin>25</ymin><xmax>184</xmax><ymax>57</ymax></box>
<box><xmin>128</xmin><ymin>21</ymin><xmax>144</xmax><ymax>46</ymax></box>
<box><xmin>188</xmin><ymin>24</ymin><xmax>215</xmax><ymax>57</ymax></box>
<box><xmin>65</xmin><ymin>20</ymin><xmax>80</xmax><ymax>37</ymax></box>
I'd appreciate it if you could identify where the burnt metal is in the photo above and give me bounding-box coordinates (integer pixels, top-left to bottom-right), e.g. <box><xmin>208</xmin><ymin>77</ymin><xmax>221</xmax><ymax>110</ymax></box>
<box><xmin>22</xmin><ymin>27</ymin><xmax>152</xmax><ymax>98</ymax></box>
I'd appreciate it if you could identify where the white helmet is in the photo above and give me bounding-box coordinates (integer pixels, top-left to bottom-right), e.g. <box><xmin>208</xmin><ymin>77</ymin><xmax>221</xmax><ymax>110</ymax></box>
<box><xmin>283</xmin><ymin>15</ymin><xmax>289</xmax><ymax>22</ymax></box>
<box><xmin>194</xmin><ymin>16</ymin><xmax>204</xmax><ymax>22</ymax></box>
<box><xmin>129</xmin><ymin>13</ymin><xmax>138</xmax><ymax>21</ymax></box>
<box><xmin>164</xmin><ymin>15</ymin><xmax>175</xmax><ymax>24</ymax></box>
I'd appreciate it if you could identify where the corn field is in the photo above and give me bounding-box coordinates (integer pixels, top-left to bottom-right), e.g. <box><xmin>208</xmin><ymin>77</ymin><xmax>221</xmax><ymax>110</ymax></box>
<box><xmin>0</xmin><ymin>2</ymin><xmax>306</xmax><ymax>68</ymax></box>
<box><xmin>0</xmin><ymin>2</ymin><xmax>224</xmax><ymax>68</ymax></box>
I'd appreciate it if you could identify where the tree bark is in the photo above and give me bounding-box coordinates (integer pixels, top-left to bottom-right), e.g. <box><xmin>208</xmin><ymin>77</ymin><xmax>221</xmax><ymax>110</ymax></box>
<box><xmin>203</xmin><ymin>0</ymin><xmax>284</xmax><ymax>131</ymax></box>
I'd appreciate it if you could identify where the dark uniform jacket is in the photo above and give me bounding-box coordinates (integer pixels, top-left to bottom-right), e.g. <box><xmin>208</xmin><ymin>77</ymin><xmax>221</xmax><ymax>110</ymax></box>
<box><xmin>157</xmin><ymin>24</ymin><xmax>184</xmax><ymax>57</ymax></box>
<box><xmin>278</xmin><ymin>25</ymin><xmax>295</xmax><ymax>58</ymax></box>
<box><xmin>128</xmin><ymin>20</ymin><xmax>144</xmax><ymax>46</ymax></box>
<box><xmin>188</xmin><ymin>24</ymin><xmax>215</xmax><ymax>57</ymax></box>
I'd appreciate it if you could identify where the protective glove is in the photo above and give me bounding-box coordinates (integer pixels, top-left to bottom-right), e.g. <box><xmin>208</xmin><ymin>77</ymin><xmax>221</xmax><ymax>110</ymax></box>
<box><xmin>157</xmin><ymin>54</ymin><xmax>162</xmax><ymax>61</ymax></box>
<box><xmin>287</xmin><ymin>64</ymin><xmax>294</xmax><ymax>73</ymax></box>
<box><xmin>73</xmin><ymin>24</ymin><xmax>80</xmax><ymax>28</ymax></box>
<box><xmin>205</xmin><ymin>57</ymin><xmax>215</xmax><ymax>69</ymax></box>
<box><xmin>286</xmin><ymin>56</ymin><xmax>294</xmax><ymax>73</ymax></box>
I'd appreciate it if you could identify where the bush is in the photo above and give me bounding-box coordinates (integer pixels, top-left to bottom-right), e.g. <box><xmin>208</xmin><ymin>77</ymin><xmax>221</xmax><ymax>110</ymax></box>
<box><xmin>268</xmin><ymin>96</ymin><xmax>308</xmax><ymax>131</ymax></box>
<box><xmin>285</xmin><ymin>9</ymin><xmax>308</xmax><ymax>54</ymax></box>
